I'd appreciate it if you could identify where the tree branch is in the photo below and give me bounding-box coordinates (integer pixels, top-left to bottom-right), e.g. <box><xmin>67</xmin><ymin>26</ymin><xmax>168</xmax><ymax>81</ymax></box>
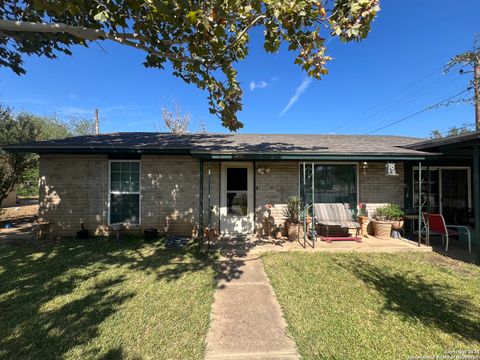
<box><xmin>0</xmin><ymin>19</ymin><xmax>202</xmax><ymax>64</ymax></box>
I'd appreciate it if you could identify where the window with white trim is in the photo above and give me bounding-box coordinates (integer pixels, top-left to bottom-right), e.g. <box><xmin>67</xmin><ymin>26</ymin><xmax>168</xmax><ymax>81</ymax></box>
<box><xmin>109</xmin><ymin>161</ymin><xmax>140</xmax><ymax>224</ymax></box>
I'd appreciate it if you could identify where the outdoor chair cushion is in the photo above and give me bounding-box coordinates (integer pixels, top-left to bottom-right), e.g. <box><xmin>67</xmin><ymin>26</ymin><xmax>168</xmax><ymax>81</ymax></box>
<box><xmin>313</xmin><ymin>203</ymin><xmax>360</xmax><ymax>229</ymax></box>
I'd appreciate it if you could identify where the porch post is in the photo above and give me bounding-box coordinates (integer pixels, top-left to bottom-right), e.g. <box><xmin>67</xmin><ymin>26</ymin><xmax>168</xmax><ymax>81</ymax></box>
<box><xmin>311</xmin><ymin>162</ymin><xmax>315</xmax><ymax>248</ymax></box>
<box><xmin>418</xmin><ymin>162</ymin><xmax>422</xmax><ymax>246</ymax></box>
<box><xmin>208</xmin><ymin>161</ymin><xmax>212</xmax><ymax>230</ymax></box>
<box><xmin>473</xmin><ymin>145</ymin><xmax>480</xmax><ymax>265</ymax></box>
<box><xmin>199</xmin><ymin>160</ymin><xmax>204</xmax><ymax>242</ymax></box>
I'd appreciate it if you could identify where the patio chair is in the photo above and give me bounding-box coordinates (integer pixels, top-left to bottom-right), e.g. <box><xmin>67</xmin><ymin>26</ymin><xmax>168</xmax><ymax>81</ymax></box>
<box><xmin>426</xmin><ymin>213</ymin><xmax>471</xmax><ymax>253</ymax></box>
<box><xmin>313</xmin><ymin>203</ymin><xmax>361</xmax><ymax>243</ymax></box>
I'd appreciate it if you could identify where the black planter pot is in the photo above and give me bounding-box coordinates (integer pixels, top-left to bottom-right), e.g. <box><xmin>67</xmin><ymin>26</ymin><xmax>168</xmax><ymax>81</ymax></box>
<box><xmin>77</xmin><ymin>229</ymin><xmax>89</xmax><ymax>239</ymax></box>
<box><xmin>144</xmin><ymin>228</ymin><xmax>158</xmax><ymax>241</ymax></box>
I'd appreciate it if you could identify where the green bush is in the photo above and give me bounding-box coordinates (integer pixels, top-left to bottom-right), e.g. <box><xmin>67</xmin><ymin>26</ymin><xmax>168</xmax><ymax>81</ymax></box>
<box><xmin>374</xmin><ymin>204</ymin><xmax>404</xmax><ymax>221</ymax></box>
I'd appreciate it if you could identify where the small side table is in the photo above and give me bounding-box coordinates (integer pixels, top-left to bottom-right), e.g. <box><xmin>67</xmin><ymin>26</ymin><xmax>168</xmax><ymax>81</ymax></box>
<box><xmin>358</xmin><ymin>216</ymin><xmax>369</xmax><ymax>237</ymax></box>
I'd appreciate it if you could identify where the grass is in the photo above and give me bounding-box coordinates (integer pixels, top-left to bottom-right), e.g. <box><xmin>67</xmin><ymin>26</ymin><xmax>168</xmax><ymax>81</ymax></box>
<box><xmin>0</xmin><ymin>237</ymin><xmax>216</xmax><ymax>360</ymax></box>
<box><xmin>262</xmin><ymin>252</ymin><xmax>480</xmax><ymax>360</ymax></box>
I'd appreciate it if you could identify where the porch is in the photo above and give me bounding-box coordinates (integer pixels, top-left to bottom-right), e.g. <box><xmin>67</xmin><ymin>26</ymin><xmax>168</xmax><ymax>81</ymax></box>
<box><xmin>210</xmin><ymin>234</ymin><xmax>432</xmax><ymax>258</ymax></box>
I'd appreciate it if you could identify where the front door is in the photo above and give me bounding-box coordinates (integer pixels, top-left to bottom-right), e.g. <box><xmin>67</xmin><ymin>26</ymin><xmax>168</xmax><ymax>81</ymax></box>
<box><xmin>220</xmin><ymin>162</ymin><xmax>254</xmax><ymax>234</ymax></box>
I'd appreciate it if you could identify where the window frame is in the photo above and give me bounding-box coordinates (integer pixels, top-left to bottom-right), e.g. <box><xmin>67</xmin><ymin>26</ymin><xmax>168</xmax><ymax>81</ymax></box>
<box><xmin>108</xmin><ymin>160</ymin><xmax>141</xmax><ymax>226</ymax></box>
<box><xmin>298</xmin><ymin>162</ymin><xmax>360</xmax><ymax>207</ymax></box>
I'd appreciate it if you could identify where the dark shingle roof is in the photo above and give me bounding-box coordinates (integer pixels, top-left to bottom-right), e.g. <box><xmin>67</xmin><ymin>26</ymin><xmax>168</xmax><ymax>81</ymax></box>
<box><xmin>406</xmin><ymin>131</ymin><xmax>480</xmax><ymax>150</ymax></box>
<box><xmin>3</xmin><ymin>132</ymin><xmax>432</xmax><ymax>157</ymax></box>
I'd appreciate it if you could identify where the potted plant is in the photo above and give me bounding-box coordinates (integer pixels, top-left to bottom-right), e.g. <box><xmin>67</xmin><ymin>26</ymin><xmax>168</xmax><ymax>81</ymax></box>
<box><xmin>261</xmin><ymin>204</ymin><xmax>274</xmax><ymax>238</ymax></box>
<box><xmin>356</xmin><ymin>202</ymin><xmax>369</xmax><ymax>236</ymax></box>
<box><xmin>283</xmin><ymin>196</ymin><xmax>303</xmax><ymax>241</ymax></box>
<box><xmin>372</xmin><ymin>204</ymin><xmax>405</xmax><ymax>239</ymax></box>
<box><xmin>274</xmin><ymin>224</ymin><xmax>284</xmax><ymax>239</ymax></box>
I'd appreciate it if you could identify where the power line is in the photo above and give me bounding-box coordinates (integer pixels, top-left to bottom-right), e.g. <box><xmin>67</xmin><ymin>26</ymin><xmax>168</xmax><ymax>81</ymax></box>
<box><xmin>364</xmin><ymin>87</ymin><xmax>473</xmax><ymax>135</ymax></box>
<box><xmin>333</xmin><ymin>65</ymin><xmax>445</xmax><ymax>132</ymax></box>
<box><xmin>351</xmin><ymin>74</ymin><xmax>463</xmax><ymax>133</ymax></box>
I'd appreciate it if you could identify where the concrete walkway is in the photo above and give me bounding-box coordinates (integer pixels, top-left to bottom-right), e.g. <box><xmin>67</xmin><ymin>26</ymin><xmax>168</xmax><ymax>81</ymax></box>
<box><xmin>205</xmin><ymin>255</ymin><xmax>299</xmax><ymax>360</ymax></box>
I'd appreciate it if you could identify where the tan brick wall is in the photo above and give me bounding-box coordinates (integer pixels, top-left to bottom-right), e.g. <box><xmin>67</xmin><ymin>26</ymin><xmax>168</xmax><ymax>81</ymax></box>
<box><xmin>255</xmin><ymin>162</ymin><xmax>299</xmax><ymax>233</ymax></box>
<box><xmin>38</xmin><ymin>156</ymin><xmax>405</xmax><ymax>237</ymax></box>
<box><xmin>201</xmin><ymin>161</ymin><xmax>220</xmax><ymax>230</ymax></box>
<box><xmin>39</xmin><ymin>154</ymin><xmax>108</xmax><ymax>237</ymax></box>
<box><xmin>359</xmin><ymin>162</ymin><xmax>405</xmax><ymax>215</ymax></box>
<box><xmin>141</xmin><ymin>155</ymin><xmax>200</xmax><ymax>236</ymax></box>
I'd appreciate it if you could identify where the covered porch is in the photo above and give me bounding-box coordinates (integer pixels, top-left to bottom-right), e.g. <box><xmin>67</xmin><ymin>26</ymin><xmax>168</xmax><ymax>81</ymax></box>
<box><xmin>407</xmin><ymin>132</ymin><xmax>480</xmax><ymax>265</ymax></box>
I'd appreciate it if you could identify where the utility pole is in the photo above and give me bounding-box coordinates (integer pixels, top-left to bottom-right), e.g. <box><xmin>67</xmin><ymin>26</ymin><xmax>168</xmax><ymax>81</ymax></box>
<box><xmin>475</xmin><ymin>33</ymin><xmax>480</xmax><ymax>130</ymax></box>
<box><xmin>475</xmin><ymin>61</ymin><xmax>480</xmax><ymax>130</ymax></box>
<box><xmin>95</xmin><ymin>109</ymin><xmax>100</xmax><ymax>134</ymax></box>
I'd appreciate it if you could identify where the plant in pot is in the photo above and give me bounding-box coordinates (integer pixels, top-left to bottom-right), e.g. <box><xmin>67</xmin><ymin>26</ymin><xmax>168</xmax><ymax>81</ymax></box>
<box><xmin>372</xmin><ymin>204</ymin><xmax>405</xmax><ymax>239</ymax></box>
<box><xmin>356</xmin><ymin>202</ymin><xmax>369</xmax><ymax>236</ymax></box>
<box><xmin>276</xmin><ymin>224</ymin><xmax>284</xmax><ymax>239</ymax></box>
<box><xmin>283</xmin><ymin>196</ymin><xmax>303</xmax><ymax>241</ymax></box>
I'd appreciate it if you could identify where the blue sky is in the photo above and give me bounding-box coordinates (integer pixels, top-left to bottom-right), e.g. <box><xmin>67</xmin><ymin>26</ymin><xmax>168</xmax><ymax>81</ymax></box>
<box><xmin>0</xmin><ymin>0</ymin><xmax>479</xmax><ymax>137</ymax></box>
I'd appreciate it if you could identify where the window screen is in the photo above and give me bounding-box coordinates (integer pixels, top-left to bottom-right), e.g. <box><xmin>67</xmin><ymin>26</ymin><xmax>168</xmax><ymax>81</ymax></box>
<box><xmin>300</xmin><ymin>164</ymin><xmax>357</xmax><ymax>209</ymax></box>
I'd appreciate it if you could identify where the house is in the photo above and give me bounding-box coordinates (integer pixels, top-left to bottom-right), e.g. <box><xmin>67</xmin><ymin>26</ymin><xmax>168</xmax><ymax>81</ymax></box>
<box><xmin>1</xmin><ymin>189</ymin><xmax>17</xmax><ymax>208</ymax></box>
<box><xmin>3</xmin><ymin>132</ymin><xmax>480</xmax><ymax>251</ymax></box>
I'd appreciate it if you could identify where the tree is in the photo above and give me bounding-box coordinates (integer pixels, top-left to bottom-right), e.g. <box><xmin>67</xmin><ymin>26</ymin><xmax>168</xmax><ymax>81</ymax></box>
<box><xmin>0</xmin><ymin>0</ymin><xmax>380</xmax><ymax>131</ymax></box>
<box><xmin>160</xmin><ymin>103</ymin><xmax>191</xmax><ymax>134</ymax></box>
<box><xmin>430</xmin><ymin>124</ymin><xmax>473</xmax><ymax>139</ymax></box>
<box><xmin>0</xmin><ymin>110</ymin><xmax>97</xmax><ymax>202</ymax></box>
<box><xmin>0</xmin><ymin>106</ymin><xmax>40</xmax><ymax>205</ymax></box>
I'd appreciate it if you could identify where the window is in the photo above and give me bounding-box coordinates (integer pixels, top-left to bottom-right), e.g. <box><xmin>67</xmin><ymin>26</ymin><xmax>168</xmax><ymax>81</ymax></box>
<box><xmin>109</xmin><ymin>161</ymin><xmax>140</xmax><ymax>224</ymax></box>
<box><xmin>226</xmin><ymin>167</ymin><xmax>248</xmax><ymax>216</ymax></box>
<box><xmin>300</xmin><ymin>164</ymin><xmax>357</xmax><ymax>209</ymax></box>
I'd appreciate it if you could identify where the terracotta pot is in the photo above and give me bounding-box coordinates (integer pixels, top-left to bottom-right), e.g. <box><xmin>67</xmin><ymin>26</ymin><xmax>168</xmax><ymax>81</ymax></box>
<box><xmin>373</xmin><ymin>220</ymin><xmax>393</xmax><ymax>239</ymax></box>
<box><xmin>392</xmin><ymin>220</ymin><xmax>404</xmax><ymax>230</ymax></box>
<box><xmin>287</xmin><ymin>224</ymin><xmax>304</xmax><ymax>242</ymax></box>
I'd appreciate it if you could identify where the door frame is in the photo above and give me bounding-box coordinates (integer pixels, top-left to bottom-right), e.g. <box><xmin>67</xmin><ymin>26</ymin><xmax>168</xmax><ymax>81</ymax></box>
<box><xmin>412</xmin><ymin>166</ymin><xmax>472</xmax><ymax>213</ymax></box>
<box><xmin>220</xmin><ymin>162</ymin><xmax>255</xmax><ymax>234</ymax></box>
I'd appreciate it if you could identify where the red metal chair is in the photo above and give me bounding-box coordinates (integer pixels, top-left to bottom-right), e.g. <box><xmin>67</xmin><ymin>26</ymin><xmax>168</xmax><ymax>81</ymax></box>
<box><xmin>426</xmin><ymin>213</ymin><xmax>471</xmax><ymax>253</ymax></box>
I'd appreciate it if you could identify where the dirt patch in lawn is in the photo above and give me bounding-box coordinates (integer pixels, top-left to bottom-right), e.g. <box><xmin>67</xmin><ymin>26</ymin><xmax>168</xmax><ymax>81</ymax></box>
<box><xmin>0</xmin><ymin>204</ymin><xmax>38</xmax><ymax>224</ymax></box>
<box><xmin>1</xmin><ymin>203</ymin><xmax>39</xmax><ymax>243</ymax></box>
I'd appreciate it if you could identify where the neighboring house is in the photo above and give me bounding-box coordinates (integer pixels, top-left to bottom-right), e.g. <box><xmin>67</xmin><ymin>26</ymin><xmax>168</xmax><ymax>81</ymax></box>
<box><xmin>1</xmin><ymin>189</ymin><xmax>17</xmax><ymax>208</ymax></box>
<box><xmin>3</xmin><ymin>132</ymin><xmax>480</xmax><ymax>240</ymax></box>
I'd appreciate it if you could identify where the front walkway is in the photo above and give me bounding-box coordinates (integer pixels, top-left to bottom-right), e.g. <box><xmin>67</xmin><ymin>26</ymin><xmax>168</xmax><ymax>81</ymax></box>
<box><xmin>205</xmin><ymin>253</ymin><xmax>299</xmax><ymax>360</ymax></box>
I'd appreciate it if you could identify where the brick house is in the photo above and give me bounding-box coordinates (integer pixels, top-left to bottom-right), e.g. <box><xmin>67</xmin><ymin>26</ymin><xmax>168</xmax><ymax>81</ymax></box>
<box><xmin>3</xmin><ymin>132</ymin><xmax>480</xmax><ymax>245</ymax></box>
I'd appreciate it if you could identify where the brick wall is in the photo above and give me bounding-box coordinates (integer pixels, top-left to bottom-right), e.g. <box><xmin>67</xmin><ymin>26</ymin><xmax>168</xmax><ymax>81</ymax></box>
<box><xmin>255</xmin><ymin>161</ymin><xmax>299</xmax><ymax>233</ymax></box>
<box><xmin>141</xmin><ymin>155</ymin><xmax>200</xmax><ymax>236</ymax></box>
<box><xmin>38</xmin><ymin>155</ymin><xmax>405</xmax><ymax>237</ymax></box>
<box><xmin>359</xmin><ymin>161</ymin><xmax>405</xmax><ymax>216</ymax></box>
<box><xmin>39</xmin><ymin>154</ymin><xmax>108</xmax><ymax>236</ymax></box>
<box><xmin>201</xmin><ymin>161</ymin><xmax>220</xmax><ymax>230</ymax></box>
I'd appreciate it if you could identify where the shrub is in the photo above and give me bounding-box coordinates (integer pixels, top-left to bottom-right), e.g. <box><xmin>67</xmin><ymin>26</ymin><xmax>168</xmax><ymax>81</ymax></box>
<box><xmin>374</xmin><ymin>204</ymin><xmax>404</xmax><ymax>221</ymax></box>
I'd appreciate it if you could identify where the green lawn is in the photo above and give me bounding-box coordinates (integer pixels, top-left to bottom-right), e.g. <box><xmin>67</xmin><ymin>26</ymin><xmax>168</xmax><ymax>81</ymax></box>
<box><xmin>262</xmin><ymin>252</ymin><xmax>480</xmax><ymax>360</ymax></box>
<box><xmin>0</xmin><ymin>237</ymin><xmax>216</xmax><ymax>360</ymax></box>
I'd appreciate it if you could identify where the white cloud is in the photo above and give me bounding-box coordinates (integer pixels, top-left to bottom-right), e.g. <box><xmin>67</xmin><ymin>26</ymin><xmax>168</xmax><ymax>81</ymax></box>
<box><xmin>279</xmin><ymin>78</ymin><xmax>312</xmax><ymax>117</ymax></box>
<box><xmin>249</xmin><ymin>80</ymin><xmax>269</xmax><ymax>91</ymax></box>
<box><xmin>54</xmin><ymin>104</ymin><xmax>141</xmax><ymax>118</ymax></box>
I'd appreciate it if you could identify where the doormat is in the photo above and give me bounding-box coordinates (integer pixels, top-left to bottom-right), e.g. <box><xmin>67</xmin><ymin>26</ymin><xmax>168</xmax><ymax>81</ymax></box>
<box><xmin>165</xmin><ymin>236</ymin><xmax>189</xmax><ymax>248</ymax></box>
